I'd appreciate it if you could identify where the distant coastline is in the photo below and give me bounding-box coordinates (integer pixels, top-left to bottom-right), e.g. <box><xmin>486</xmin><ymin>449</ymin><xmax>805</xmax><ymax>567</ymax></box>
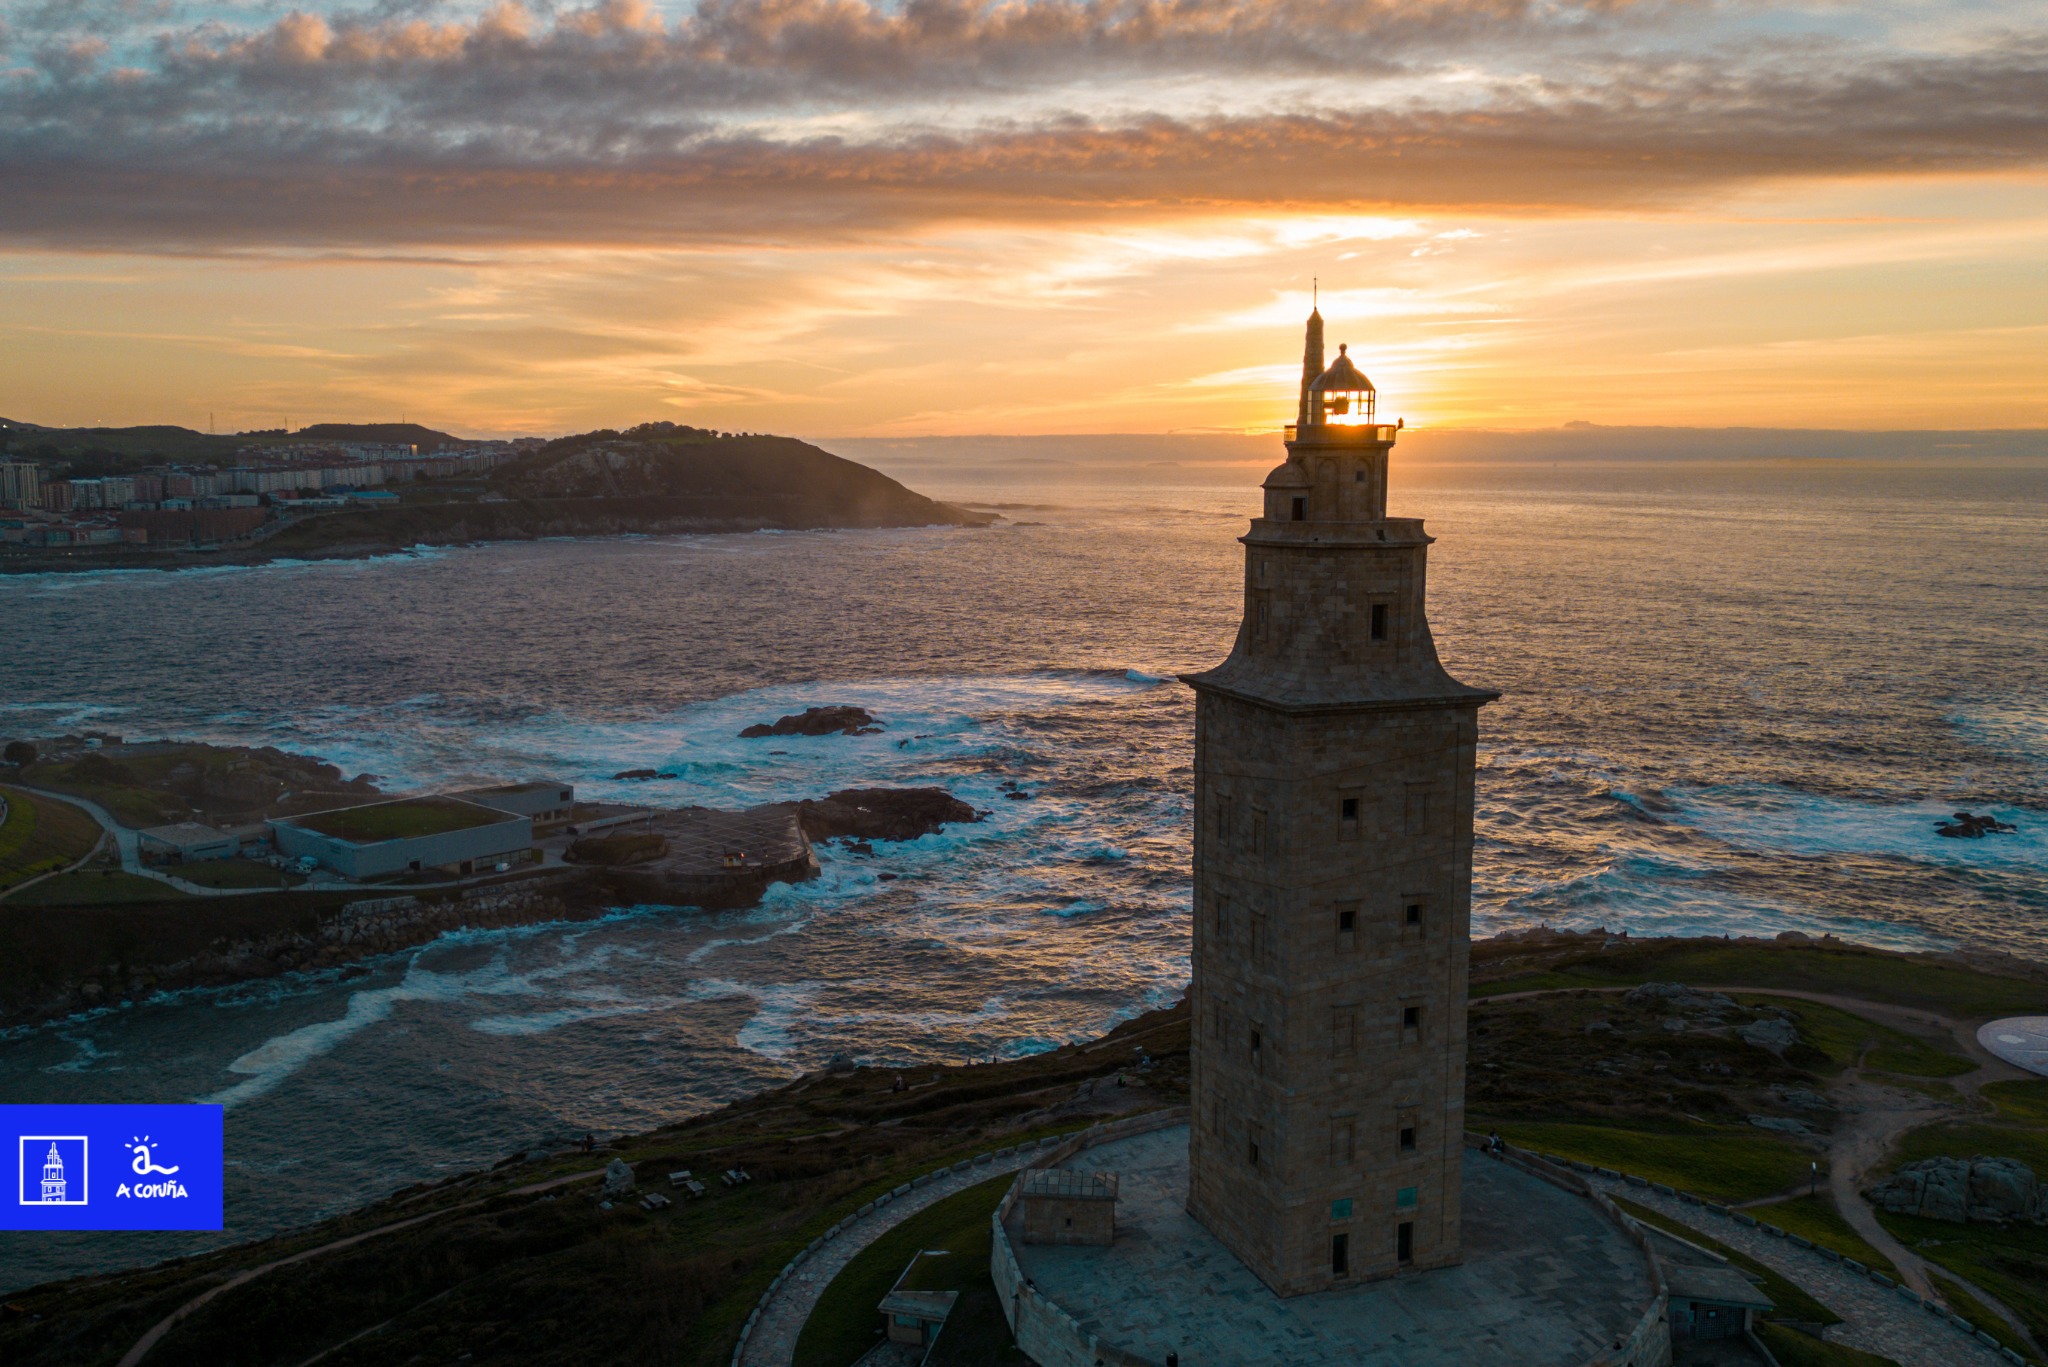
<box><xmin>0</xmin><ymin>421</ymin><xmax>993</xmax><ymax>574</ymax></box>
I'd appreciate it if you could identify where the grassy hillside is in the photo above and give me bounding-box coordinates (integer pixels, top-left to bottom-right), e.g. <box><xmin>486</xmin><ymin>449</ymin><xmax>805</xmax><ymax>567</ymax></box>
<box><xmin>0</xmin><ymin>784</ymin><xmax>103</xmax><ymax>891</ymax></box>
<box><xmin>5</xmin><ymin>935</ymin><xmax>2041</xmax><ymax>1367</ymax></box>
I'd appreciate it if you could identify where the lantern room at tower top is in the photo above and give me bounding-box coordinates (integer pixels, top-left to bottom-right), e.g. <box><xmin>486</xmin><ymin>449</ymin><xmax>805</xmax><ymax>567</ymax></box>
<box><xmin>1287</xmin><ymin>306</ymin><xmax>1400</xmax><ymax>443</ymax></box>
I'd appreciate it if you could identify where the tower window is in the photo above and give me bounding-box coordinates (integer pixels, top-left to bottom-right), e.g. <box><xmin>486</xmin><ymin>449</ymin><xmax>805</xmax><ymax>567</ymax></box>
<box><xmin>1370</xmin><ymin>603</ymin><xmax>1389</xmax><ymax>640</ymax></box>
<box><xmin>1354</xmin><ymin>470</ymin><xmax>1364</xmax><ymax>483</ymax></box>
<box><xmin>1337</xmin><ymin>906</ymin><xmax>1356</xmax><ymax>933</ymax></box>
<box><xmin>1291</xmin><ymin>496</ymin><xmax>1307</xmax><ymax>521</ymax></box>
<box><xmin>1249</xmin><ymin>1028</ymin><xmax>1262</xmax><ymax>1055</ymax></box>
<box><xmin>1402</xmin><ymin>1006</ymin><xmax>1421</xmax><ymax>1031</ymax></box>
<box><xmin>1331</xmin><ymin>1232</ymin><xmax>1350</xmax><ymax>1275</ymax></box>
<box><xmin>1406</xmin><ymin>902</ymin><xmax>1423</xmax><ymax>928</ymax></box>
<box><xmin>1397</xmin><ymin>1220</ymin><xmax>1414</xmax><ymax>1263</ymax></box>
<box><xmin>1248</xmin><ymin>1139</ymin><xmax>1260</xmax><ymax>1167</ymax></box>
<box><xmin>1399</xmin><ymin>1125</ymin><xmax>1417</xmax><ymax>1153</ymax></box>
<box><xmin>1340</xmin><ymin>796</ymin><xmax>1359</xmax><ymax>822</ymax></box>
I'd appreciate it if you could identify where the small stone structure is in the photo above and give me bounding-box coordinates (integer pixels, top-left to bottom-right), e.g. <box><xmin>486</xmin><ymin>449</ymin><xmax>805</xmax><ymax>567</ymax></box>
<box><xmin>1016</xmin><ymin>1168</ymin><xmax>1118</xmax><ymax>1246</ymax></box>
<box><xmin>1662</xmin><ymin>1263</ymin><xmax>1773</xmax><ymax>1340</ymax></box>
<box><xmin>877</xmin><ymin>1251</ymin><xmax>958</xmax><ymax>1350</ymax></box>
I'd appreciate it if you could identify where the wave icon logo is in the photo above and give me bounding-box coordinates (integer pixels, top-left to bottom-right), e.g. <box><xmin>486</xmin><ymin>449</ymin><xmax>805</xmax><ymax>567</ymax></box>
<box><xmin>118</xmin><ymin>1135</ymin><xmax>189</xmax><ymax>1199</ymax></box>
<box><xmin>18</xmin><ymin>1135</ymin><xmax>88</xmax><ymax>1206</ymax></box>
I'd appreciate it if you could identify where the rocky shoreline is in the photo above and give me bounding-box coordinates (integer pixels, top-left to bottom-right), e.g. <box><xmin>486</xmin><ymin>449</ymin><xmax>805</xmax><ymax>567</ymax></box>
<box><xmin>0</xmin><ymin>785</ymin><xmax>984</xmax><ymax>1031</ymax></box>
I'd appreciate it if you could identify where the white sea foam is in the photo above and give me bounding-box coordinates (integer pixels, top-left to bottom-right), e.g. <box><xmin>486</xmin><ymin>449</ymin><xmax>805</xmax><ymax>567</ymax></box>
<box><xmin>1665</xmin><ymin>785</ymin><xmax>2043</xmax><ymax>869</ymax></box>
<box><xmin>1490</xmin><ymin>853</ymin><xmax>1946</xmax><ymax>951</ymax></box>
<box><xmin>200</xmin><ymin>957</ymin><xmax>538</xmax><ymax>1109</ymax></box>
<box><xmin>174</xmin><ymin>669</ymin><xmax>1170</xmax><ymax>797</ymax></box>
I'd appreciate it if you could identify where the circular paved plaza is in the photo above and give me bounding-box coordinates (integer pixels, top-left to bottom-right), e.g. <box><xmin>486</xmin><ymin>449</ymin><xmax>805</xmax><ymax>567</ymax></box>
<box><xmin>1003</xmin><ymin>1124</ymin><xmax>1657</xmax><ymax>1367</ymax></box>
<box><xmin>1979</xmin><ymin>1017</ymin><xmax>2048</xmax><ymax>1077</ymax></box>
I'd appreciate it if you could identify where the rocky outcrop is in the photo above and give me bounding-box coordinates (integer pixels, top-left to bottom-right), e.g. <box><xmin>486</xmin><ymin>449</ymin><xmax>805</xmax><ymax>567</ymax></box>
<box><xmin>1739</xmin><ymin>1018</ymin><xmax>1800</xmax><ymax>1055</ymax></box>
<box><xmin>1936</xmin><ymin>811</ymin><xmax>2016</xmax><ymax>839</ymax></box>
<box><xmin>796</xmin><ymin>788</ymin><xmax>980</xmax><ymax>843</ymax></box>
<box><xmin>740</xmin><ymin>706</ymin><xmax>880</xmax><ymax>738</ymax></box>
<box><xmin>1866</xmin><ymin>1157</ymin><xmax>2047</xmax><ymax>1224</ymax></box>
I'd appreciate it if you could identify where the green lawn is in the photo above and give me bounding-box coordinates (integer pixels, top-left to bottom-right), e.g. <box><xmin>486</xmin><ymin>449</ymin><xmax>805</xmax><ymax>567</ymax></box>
<box><xmin>1878</xmin><ymin>1212</ymin><xmax>2048</xmax><ymax>1355</ymax></box>
<box><xmin>175</xmin><ymin>857</ymin><xmax>293</xmax><ymax>890</ymax></box>
<box><xmin>1550</xmin><ymin>943</ymin><xmax>2048</xmax><ymax>1019</ymax></box>
<box><xmin>1495</xmin><ymin>1120</ymin><xmax>1814</xmax><ymax>1203</ymax></box>
<box><xmin>1926</xmin><ymin>1273</ymin><xmax>2039</xmax><ymax>1364</ymax></box>
<box><xmin>1609</xmin><ymin>1196</ymin><xmax>1838</xmax><ymax>1326</ymax></box>
<box><xmin>1747</xmin><ymin>1194</ymin><xmax>1899</xmax><ymax>1277</ymax></box>
<box><xmin>1735</xmin><ymin>996</ymin><xmax>1972</xmax><ymax>1078</ymax></box>
<box><xmin>1891</xmin><ymin>1121</ymin><xmax>2048</xmax><ymax>1177</ymax></box>
<box><xmin>1755</xmin><ymin>1321</ymin><xmax>1900</xmax><ymax>1366</ymax></box>
<box><xmin>294</xmin><ymin>799</ymin><xmax>503</xmax><ymax>842</ymax></box>
<box><xmin>0</xmin><ymin>785</ymin><xmax>103</xmax><ymax>891</ymax></box>
<box><xmin>9</xmin><ymin>869</ymin><xmax>189</xmax><ymax>905</ymax></box>
<box><xmin>1470</xmin><ymin>971</ymin><xmax>1593</xmax><ymax>998</ymax></box>
<box><xmin>1983</xmin><ymin>1080</ymin><xmax>2048</xmax><ymax>1125</ymax></box>
<box><xmin>793</xmin><ymin>1173</ymin><xmax>1025</xmax><ymax>1367</ymax></box>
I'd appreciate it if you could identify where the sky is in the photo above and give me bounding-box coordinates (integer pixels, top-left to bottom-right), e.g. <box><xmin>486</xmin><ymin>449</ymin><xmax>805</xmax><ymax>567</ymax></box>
<box><xmin>2</xmin><ymin>0</ymin><xmax>2045</xmax><ymax>437</ymax></box>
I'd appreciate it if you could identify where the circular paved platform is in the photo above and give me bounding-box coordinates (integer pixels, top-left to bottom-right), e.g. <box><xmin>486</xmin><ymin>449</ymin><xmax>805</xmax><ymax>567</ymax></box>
<box><xmin>1005</xmin><ymin>1125</ymin><xmax>1655</xmax><ymax>1367</ymax></box>
<box><xmin>1979</xmin><ymin>1017</ymin><xmax>2048</xmax><ymax>1077</ymax></box>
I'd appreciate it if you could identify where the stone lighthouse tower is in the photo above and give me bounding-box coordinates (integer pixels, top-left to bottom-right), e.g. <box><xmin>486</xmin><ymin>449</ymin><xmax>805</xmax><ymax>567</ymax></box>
<box><xmin>1180</xmin><ymin>312</ymin><xmax>1495</xmax><ymax>1296</ymax></box>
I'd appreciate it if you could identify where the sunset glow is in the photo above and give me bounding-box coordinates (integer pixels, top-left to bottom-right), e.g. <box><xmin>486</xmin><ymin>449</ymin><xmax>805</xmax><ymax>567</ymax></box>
<box><xmin>3</xmin><ymin>0</ymin><xmax>2046</xmax><ymax>435</ymax></box>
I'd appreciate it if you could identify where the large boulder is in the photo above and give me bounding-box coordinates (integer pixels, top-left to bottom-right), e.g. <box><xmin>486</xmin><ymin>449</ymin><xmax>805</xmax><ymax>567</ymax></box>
<box><xmin>1866</xmin><ymin>1157</ymin><xmax>2045</xmax><ymax>1224</ymax></box>
<box><xmin>1739</xmin><ymin>1018</ymin><xmax>1800</xmax><ymax>1055</ymax></box>
<box><xmin>740</xmin><ymin>706</ymin><xmax>880</xmax><ymax>739</ymax></box>
<box><xmin>797</xmin><ymin>787</ymin><xmax>979</xmax><ymax>843</ymax></box>
<box><xmin>602</xmin><ymin>1159</ymin><xmax>637</xmax><ymax>1198</ymax></box>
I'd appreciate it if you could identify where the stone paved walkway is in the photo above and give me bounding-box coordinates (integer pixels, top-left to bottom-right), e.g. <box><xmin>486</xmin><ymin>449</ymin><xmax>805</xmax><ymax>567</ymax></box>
<box><xmin>740</xmin><ymin>1149</ymin><xmax>1044</xmax><ymax>1367</ymax></box>
<box><xmin>1586</xmin><ymin>1176</ymin><xmax>2009</xmax><ymax>1367</ymax></box>
<box><xmin>1018</xmin><ymin>1128</ymin><xmax>1653</xmax><ymax>1367</ymax></box>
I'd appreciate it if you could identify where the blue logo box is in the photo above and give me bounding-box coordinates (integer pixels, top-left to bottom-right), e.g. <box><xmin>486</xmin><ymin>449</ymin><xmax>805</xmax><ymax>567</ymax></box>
<box><xmin>5</xmin><ymin>1104</ymin><xmax>223</xmax><ymax>1231</ymax></box>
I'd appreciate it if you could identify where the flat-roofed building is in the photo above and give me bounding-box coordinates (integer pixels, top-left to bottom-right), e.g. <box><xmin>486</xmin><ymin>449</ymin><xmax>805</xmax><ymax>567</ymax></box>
<box><xmin>269</xmin><ymin>797</ymin><xmax>531</xmax><ymax>879</ymax></box>
<box><xmin>456</xmin><ymin>780</ymin><xmax>575</xmax><ymax>828</ymax></box>
<box><xmin>138</xmin><ymin>822</ymin><xmax>239</xmax><ymax>864</ymax></box>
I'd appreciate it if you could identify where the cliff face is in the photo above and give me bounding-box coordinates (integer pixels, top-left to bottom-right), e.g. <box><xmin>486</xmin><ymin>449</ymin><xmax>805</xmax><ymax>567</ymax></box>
<box><xmin>497</xmin><ymin>431</ymin><xmax>970</xmax><ymax>518</ymax></box>
<box><xmin>243</xmin><ymin>433</ymin><xmax>988</xmax><ymax>560</ymax></box>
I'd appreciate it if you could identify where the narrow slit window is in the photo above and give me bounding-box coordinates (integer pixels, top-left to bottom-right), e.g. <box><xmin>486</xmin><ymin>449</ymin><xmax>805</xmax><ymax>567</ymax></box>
<box><xmin>1397</xmin><ymin>1220</ymin><xmax>1414</xmax><ymax>1262</ymax></box>
<box><xmin>1291</xmin><ymin>496</ymin><xmax>1307</xmax><ymax>521</ymax></box>
<box><xmin>1341</xmin><ymin>796</ymin><xmax>1359</xmax><ymax>822</ymax></box>
<box><xmin>1370</xmin><ymin>603</ymin><xmax>1389</xmax><ymax>640</ymax></box>
<box><xmin>1249</xmin><ymin>1028</ymin><xmax>1263</xmax><ymax>1055</ymax></box>
<box><xmin>1406</xmin><ymin>902</ymin><xmax>1423</xmax><ymax>927</ymax></box>
<box><xmin>1399</xmin><ymin>1125</ymin><xmax>1417</xmax><ymax>1153</ymax></box>
<box><xmin>1248</xmin><ymin>1139</ymin><xmax>1260</xmax><ymax>1167</ymax></box>
<box><xmin>1331</xmin><ymin>1232</ymin><xmax>1350</xmax><ymax>1275</ymax></box>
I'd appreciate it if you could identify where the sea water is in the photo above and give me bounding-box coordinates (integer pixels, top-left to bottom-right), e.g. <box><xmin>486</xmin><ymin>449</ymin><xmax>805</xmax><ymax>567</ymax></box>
<box><xmin>1</xmin><ymin>455</ymin><xmax>2044</xmax><ymax>1288</ymax></box>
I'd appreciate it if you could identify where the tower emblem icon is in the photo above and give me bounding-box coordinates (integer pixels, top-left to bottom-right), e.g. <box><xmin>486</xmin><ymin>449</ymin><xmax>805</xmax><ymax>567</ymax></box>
<box><xmin>18</xmin><ymin>1135</ymin><xmax>88</xmax><ymax>1206</ymax></box>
